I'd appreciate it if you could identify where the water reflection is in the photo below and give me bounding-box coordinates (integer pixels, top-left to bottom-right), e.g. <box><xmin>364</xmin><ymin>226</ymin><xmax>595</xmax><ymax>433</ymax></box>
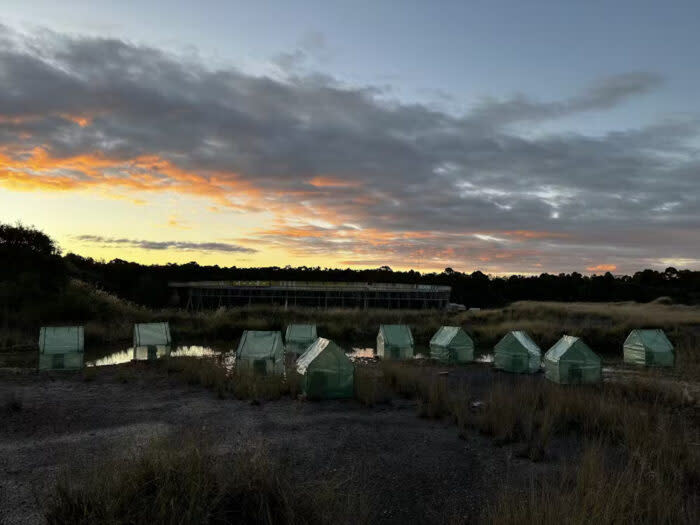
<box><xmin>349</xmin><ymin>347</ymin><xmax>375</xmax><ymax>359</ymax></box>
<box><xmin>171</xmin><ymin>346</ymin><xmax>221</xmax><ymax>358</ymax></box>
<box><xmin>86</xmin><ymin>345</ymin><xmax>226</xmax><ymax>367</ymax></box>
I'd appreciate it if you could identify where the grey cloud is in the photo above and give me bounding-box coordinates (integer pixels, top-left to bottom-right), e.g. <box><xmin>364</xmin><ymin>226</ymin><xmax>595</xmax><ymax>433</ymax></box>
<box><xmin>1</xmin><ymin>25</ymin><xmax>699</xmax><ymax>272</ymax></box>
<box><xmin>465</xmin><ymin>72</ymin><xmax>663</xmax><ymax>128</ymax></box>
<box><xmin>75</xmin><ymin>235</ymin><xmax>257</xmax><ymax>254</ymax></box>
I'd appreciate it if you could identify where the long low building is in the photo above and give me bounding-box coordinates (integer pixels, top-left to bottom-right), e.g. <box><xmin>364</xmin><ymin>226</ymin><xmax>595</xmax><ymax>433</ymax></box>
<box><xmin>169</xmin><ymin>280</ymin><xmax>452</xmax><ymax>310</ymax></box>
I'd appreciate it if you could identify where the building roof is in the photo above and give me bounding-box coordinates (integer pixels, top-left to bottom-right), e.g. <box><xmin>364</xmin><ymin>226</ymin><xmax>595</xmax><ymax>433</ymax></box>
<box><xmin>169</xmin><ymin>280</ymin><xmax>450</xmax><ymax>293</ymax></box>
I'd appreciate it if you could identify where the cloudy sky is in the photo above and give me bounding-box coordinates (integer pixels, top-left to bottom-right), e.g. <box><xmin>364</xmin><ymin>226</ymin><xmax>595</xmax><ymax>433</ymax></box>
<box><xmin>1</xmin><ymin>1</ymin><xmax>699</xmax><ymax>274</ymax></box>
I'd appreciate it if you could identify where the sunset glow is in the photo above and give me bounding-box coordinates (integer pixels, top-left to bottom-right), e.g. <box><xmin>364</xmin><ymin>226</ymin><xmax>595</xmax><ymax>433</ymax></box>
<box><xmin>1</xmin><ymin>6</ymin><xmax>699</xmax><ymax>274</ymax></box>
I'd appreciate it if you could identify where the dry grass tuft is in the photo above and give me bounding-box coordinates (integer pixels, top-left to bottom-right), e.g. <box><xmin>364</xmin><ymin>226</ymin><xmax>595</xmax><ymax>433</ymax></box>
<box><xmin>483</xmin><ymin>442</ymin><xmax>699</xmax><ymax>525</ymax></box>
<box><xmin>45</xmin><ymin>439</ymin><xmax>371</xmax><ymax>525</ymax></box>
<box><xmin>354</xmin><ymin>366</ymin><xmax>391</xmax><ymax>406</ymax></box>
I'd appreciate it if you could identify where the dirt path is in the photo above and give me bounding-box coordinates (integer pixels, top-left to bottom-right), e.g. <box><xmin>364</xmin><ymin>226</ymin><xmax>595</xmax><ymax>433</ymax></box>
<box><xmin>0</xmin><ymin>366</ymin><xmax>563</xmax><ymax>524</ymax></box>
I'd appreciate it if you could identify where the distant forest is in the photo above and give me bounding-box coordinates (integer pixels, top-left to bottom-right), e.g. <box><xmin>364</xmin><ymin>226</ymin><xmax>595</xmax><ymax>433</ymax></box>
<box><xmin>2</xmin><ymin>223</ymin><xmax>700</xmax><ymax>309</ymax></box>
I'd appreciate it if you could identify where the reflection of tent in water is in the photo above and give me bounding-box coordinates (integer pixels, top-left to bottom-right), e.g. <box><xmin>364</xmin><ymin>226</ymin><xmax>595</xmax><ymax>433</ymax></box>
<box><xmin>377</xmin><ymin>325</ymin><xmax>414</xmax><ymax>360</ymax></box>
<box><xmin>296</xmin><ymin>338</ymin><xmax>354</xmax><ymax>399</ymax></box>
<box><xmin>133</xmin><ymin>322</ymin><xmax>172</xmax><ymax>360</ymax></box>
<box><xmin>285</xmin><ymin>324</ymin><xmax>318</xmax><ymax>355</ymax></box>
<box><xmin>544</xmin><ymin>335</ymin><xmax>601</xmax><ymax>384</ymax></box>
<box><xmin>429</xmin><ymin>326</ymin><xmax>474</xmax><ymax>364</ymax></box>
<box><xmin>39</xmin><ymin>326</ymin><xmax>84</xmax><ymax>370</ymax></box>
<box><xmin>494</xmin><ymin>331</ymin><xmax>541</xmax><ymax>373</ymax></box>
<box><xmin>623</xmin><ymin>329</ymin><xmax>674</xmax><ymax>367</ymax></box>
<box><xmin>236</xmin><ymin>330</ymin><xmax>284</xmax><ymax>375</ymax></box>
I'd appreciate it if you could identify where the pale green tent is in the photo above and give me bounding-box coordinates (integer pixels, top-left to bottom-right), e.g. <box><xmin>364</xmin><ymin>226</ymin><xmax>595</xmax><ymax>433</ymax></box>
<box><xmin>544</xmin><ymin>335</ymin><xmax>601</xmax><ymax>384</ymax></box>
<box><xmin>296</xmin><ymin>338</ymin><xmax>354</xmax><ymax>399</ymax></box>
<box><xmin>236</xmin><ymin>330</ymin><xmax>284</xmax><ymax>375</ymax></box>
<box><xmin>39</xmin><ymin>326</ymin><xmax>84</xmax><ymax>370</ymax></box>
<box><xmin>285</xmin><ymin>324</ymin><xmax>318</xmax><ymax>355</ymax></box>
<box><xmin>133</xmin><ymin>322</ymin><xmax>171</xmax><ymax>347</ymax></box>
<box><xmin>133</xmin><ymin>322</ymin><xmax>171</xmax><ymax>361</ymax></box>
<box><xmin>429</xmin><ymin>326</ymin><xmax>474</xmax><ymax>364</ymax></box>
<box><xmin>623</xmin><ymin>329</ymin><xmax>674</xmax><ymax>367</ymax></box>
<box><xmin>494</xmin><ymin>331</ymin><xmax>541</xmax><ymax>373</ymax></box>
<box><xmin>377</xmin><ymin>324</ymin><xmax>413</xmax><ymax>360</ymax></box>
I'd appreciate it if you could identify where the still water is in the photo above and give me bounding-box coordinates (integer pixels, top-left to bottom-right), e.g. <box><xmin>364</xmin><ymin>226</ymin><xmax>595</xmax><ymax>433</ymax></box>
<box><xmin>84</xmin><ymin>344</ymin><xmax>496</xmax><ymax>367</ymax></box>
<box><xmin>85</xmin><ymin>345</ymin><xmax>230</xmax><ymax>367</ymax></box>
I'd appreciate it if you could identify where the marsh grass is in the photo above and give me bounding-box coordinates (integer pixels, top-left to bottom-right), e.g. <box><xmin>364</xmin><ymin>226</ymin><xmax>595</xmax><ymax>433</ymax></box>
<box><xmin>45</xmin><ymin>439</ymin><xmax>371</xmax><ymax>525</ymax></box>
<box><xmin>230</xmin><ymin>369</ymin><xmax>288</xmax><ymax>401</ymax></box>
<box><xmin>354</xmin><ymin>366</ymin><xmax>391</xmax><ymax>406</ymax></box>
<box><xmin>379</xmin><ymin>360</ymin><xmax>699</xmax><ymax>521</ymax></box>
<box><xmin>483</xmin><ymin>442</ymin><xmax>699</xmax><ymax>525</ymax></box>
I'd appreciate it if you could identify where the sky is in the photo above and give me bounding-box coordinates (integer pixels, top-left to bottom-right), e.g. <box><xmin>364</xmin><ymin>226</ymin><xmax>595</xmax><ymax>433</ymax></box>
<box><xmin>1</xmin><ymin>1</ymin><xmax>699</xmax><ymax>274</ymax></box>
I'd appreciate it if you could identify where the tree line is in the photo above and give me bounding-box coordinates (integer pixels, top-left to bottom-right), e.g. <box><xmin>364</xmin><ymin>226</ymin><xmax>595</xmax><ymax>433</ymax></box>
<box><xmin>3</xmin><ymin>223</ymin><xmax>700</xmax><ymax>310</ymax></box>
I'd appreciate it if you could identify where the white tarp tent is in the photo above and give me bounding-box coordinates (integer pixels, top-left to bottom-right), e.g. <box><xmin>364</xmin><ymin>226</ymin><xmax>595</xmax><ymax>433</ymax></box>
<box><xmin>38</xmin><ymin>326</ymin><xmax>84</xmax><ymax>370</ymax></box>
<box><xmin>133</xmin><ymin>322</ymin><xmax>172</xmax><ymax>347</ymax></box>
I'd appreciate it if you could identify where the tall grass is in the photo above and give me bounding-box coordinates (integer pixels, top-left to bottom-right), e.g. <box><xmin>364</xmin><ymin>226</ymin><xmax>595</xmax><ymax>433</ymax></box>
<box><xmin>45</xmin><ymin>439</ymin><xmax>371</xmax><ymax>524</ymax></box>
<box><xmin>379</xmin><ymin>360</ymin><xmax>699</xmax><ymax>522</ymax></box>
<box><xmin>483</xmin><ymin>442</ymin><xmax>698</xmax><ymax>524</ymax></box>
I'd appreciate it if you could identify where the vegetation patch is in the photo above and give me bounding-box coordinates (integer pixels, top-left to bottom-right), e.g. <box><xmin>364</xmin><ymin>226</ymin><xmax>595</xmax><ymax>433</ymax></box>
<box><xmin>45</xmin><ymin>439</ymin><xmax>370</xmax><ymax>525</ymax></box>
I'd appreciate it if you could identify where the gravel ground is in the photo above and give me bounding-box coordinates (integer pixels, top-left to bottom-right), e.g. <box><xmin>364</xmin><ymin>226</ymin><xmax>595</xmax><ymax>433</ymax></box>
<box><xmin>0</xmin><ymin>364</ymin><xmax>570</xmax><ymax>524</ymax></box>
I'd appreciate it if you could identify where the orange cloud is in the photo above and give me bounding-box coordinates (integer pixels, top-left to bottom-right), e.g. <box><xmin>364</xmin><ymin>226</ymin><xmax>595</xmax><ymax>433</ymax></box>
<box><xmin>0</xmin><ymin>146</ymin><xmax>262</xmax><ymax>210</ymax></box>
<box><xmin>0</xmin><ymin>112</ymin><xmax>95</xmax><ymax>127</ymax></box>
<box><xmin>587</xmin><ymin>264</ymin><xmax>617</xmax><ymax>272</ymax></box>
<box><xmin>308</xmin><ymin>176</ymin><xmax>361</xmax><ymax>188</ymax></box>
<box><xmin>59</xmin><ymin>114</ymin><xmax>92</xmax><ymax>127</ymax></box>
<box><xmin>504</xmin><ymin>230</ymin><xmax>571</xmax><ymax>239</ymax></box>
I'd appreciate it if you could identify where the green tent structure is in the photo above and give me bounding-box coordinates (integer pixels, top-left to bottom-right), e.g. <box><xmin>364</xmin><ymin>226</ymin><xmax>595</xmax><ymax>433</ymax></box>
<box><xmin>285</xmin><ymin>324</ymin><xmax>318</xmax><ymax>355</ymax></box>
<box><xmin>494</xmin><ymin>331</ymin><xmax>541</xmax><ymax>373</ymax></box>
<box><xmin>377</xmin><ymin>324</ymin><xmax>414</xmax><ymax>360</ymax></box>
<box><xmin>38</xmin><ymin>326</ymin><xmax>84</xmax><ymax>370</ymax></box>
<box><xmin>623</xmin><ymin>329</ymin><xmax>674</xmax><ymax>367</ymax></box>
<box><xmin>296</xmin><ymin>338</ymin><xmax>354</xmax><ymax>399</ymax></box>
<box><xmin>133</xmin><ymin>322</ymin><xmax>172</xmax><ymax>361</ymax></box>
<box><xmin>236</xmin><ymin>330</ymin><xmax>284</xmax><ymax>375</ymax></box>
<box><xmin>429</xmin><ymin>326</ymin><xmax>474</xmax><ymax>364</ymax></box>
<box><xmin>544</xmin><ymin>335</ymin><xmax>601</xmax><ymax>384</ymax></box>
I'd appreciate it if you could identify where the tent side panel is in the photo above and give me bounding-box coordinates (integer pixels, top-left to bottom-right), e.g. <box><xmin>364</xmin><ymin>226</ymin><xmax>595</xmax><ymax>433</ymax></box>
<box><xmin>495</xmin><ymin>337</ymin><xmax>530</xmax><ymax>373</ymax></box>
<box><xmin>544</xmin><ymin>359</ymin><xmax>561</xmax><ymax>383</ymax></box>
<box><xmin>303</xmin><ymin>349</ymin><xmax>354</xmax><ymax>399</ymax></box>
<box><xmin>451</xmin><ymin>343</ymin><xmax>474</xmax><ymax>364</ymax></box>
<box><xmin>376</xmin><ymin>332</ymin><xmax>385</xmax><ymax>359</ymax></box>
<box><xmin>646</xmin><ymin>350</ymin><xmax>674</xmax><ymax>367</ymax></box>
<box><xmin>527</xmin><ymin>352</ymin><xmax>541</xmax><ymax>373</ymax></box>
<box><xmin>430</xmin><ymin>343</ymin><xmax>451</xmax><ymax>363</ymax></box>
<box><xmin>558</xmin><ymin>359</ymin><xmax>601</xmax><ymax>384</ymax></box>
<box><xmin>623</xmin><ymin>345</ymin><xmax>647</xmax><ymax>365</ymax></box>
<box><xmin>39</xmin><ymin>351</ymin><xmax>84</xmax><ymax>370</ymax></box>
